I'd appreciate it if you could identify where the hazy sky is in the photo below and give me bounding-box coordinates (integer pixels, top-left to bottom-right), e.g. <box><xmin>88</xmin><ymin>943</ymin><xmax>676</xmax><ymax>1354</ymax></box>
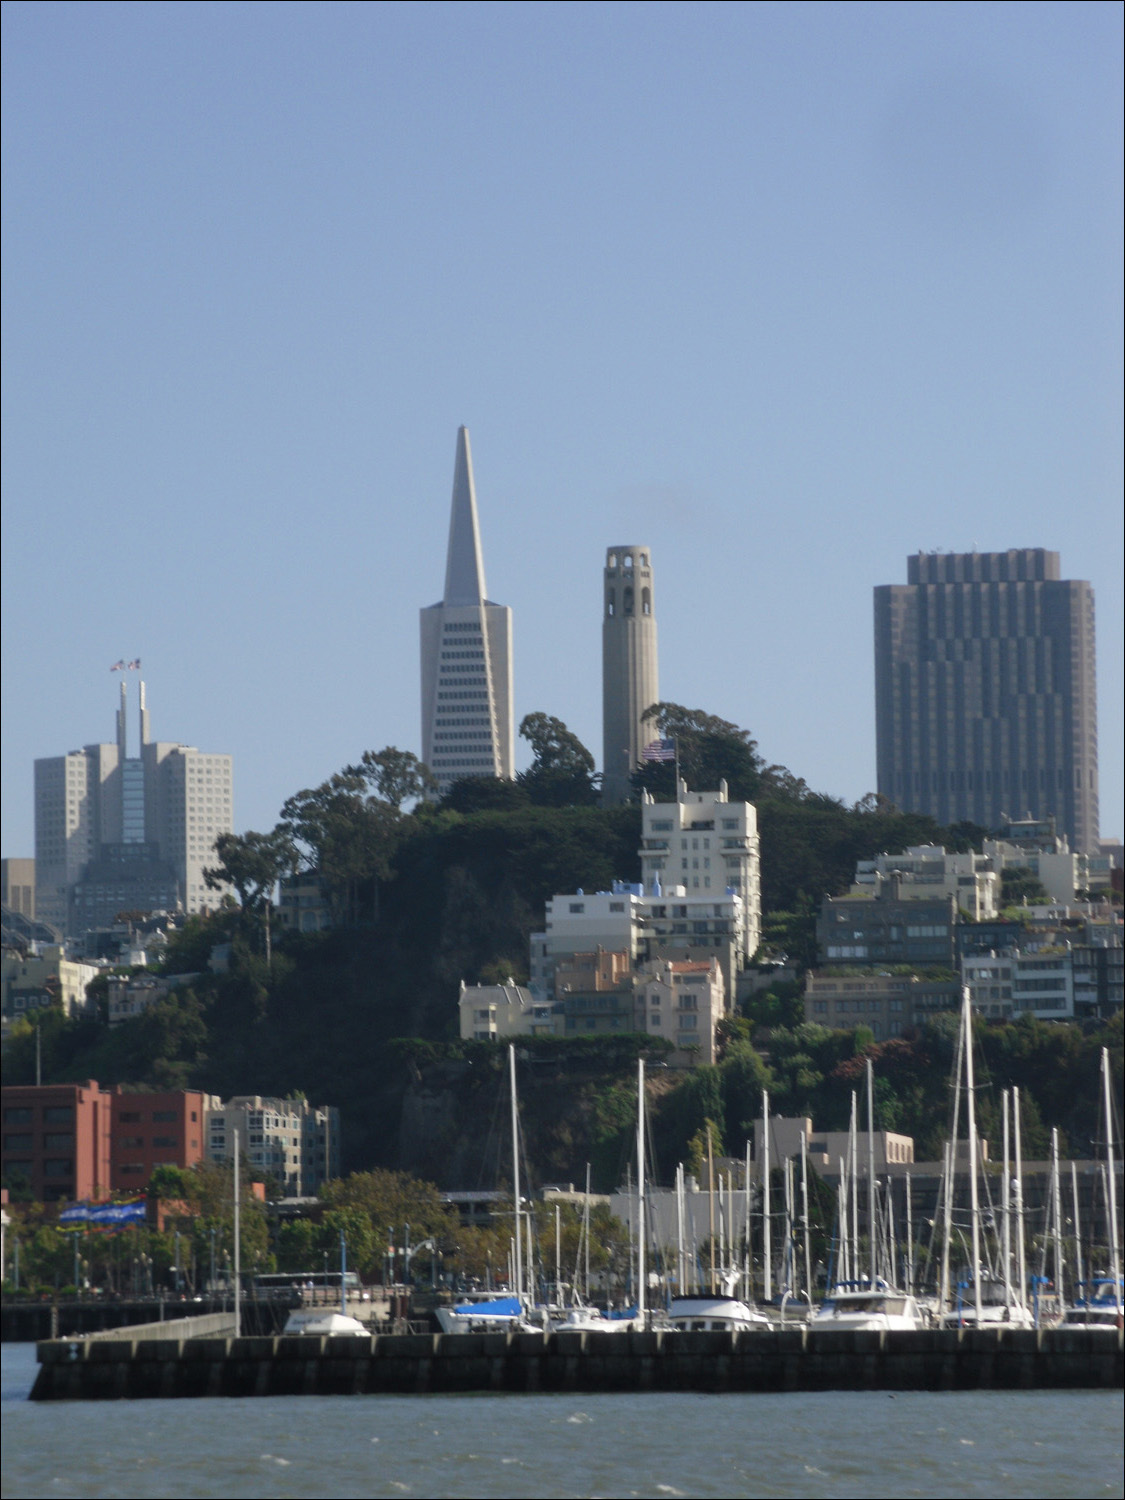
<box><xmin>3</xmin><ymin>0</ymin><xmax>1122</xmax><ymax>856</ymax></box>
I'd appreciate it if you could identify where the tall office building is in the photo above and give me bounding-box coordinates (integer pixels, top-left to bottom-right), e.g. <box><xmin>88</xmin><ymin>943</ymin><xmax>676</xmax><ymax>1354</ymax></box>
<box><xmin>34</xmin><ymin>681</ymin><xmax>233</xmax><ymax>933</ymax></box>
<box><xmin>602</xmin><ymin>546</ymin><xmax>659</xmax><ymax>804</ymax></box>
<box><xmin>874</xmin><ymin>549</ymin><xmax>1098</xmax><ymax>851</ymax></box>
<box><xmin>420</xmin><ymin>428</ymin><xmax>514</xmax><ymax>796</ymax></box>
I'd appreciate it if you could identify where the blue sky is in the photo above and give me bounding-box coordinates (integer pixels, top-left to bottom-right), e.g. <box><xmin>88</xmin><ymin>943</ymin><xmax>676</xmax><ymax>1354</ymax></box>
<box><xmin>2</xmin><ymin>0</ymin><xmax>1121</xmax><ymax>855</ymax></box>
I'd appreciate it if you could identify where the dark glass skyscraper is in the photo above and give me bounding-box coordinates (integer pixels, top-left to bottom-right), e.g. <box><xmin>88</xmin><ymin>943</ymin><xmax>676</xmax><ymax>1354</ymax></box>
<box><xmin>874</xmin><ymin>549</ymin><xmax>1098</xmax><ymax>851</ymax></box>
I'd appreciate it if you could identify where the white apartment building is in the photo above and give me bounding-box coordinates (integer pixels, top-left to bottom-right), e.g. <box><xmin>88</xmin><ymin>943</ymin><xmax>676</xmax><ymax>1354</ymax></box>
<box><xmin>458</xmin><ymin>980</ymin><xmax>558</xmax><ymax>1040</ymax></box>
<box><xmin>530</xmin><ymin>881</ymin><xmax>747</xmax><ymax>1002</ymax></box>
<box><xmin>529</xmin><ymin>889</ymin><xmax>642</xmax><ymax>995</ymax></box>
<box><xmin>639</xmin><ymin>782</ymin><xmax>761</xmax><ymax>958</ymax></box>
<box><xmin>206</xmin><ymin>1095</ymin><xmax>340</xmax><ymax>1197</ymax></box>
<box><xmin>851</xmin><ymin>845</ymin><xmax>1000</xmax><ymax>921</ymax></box>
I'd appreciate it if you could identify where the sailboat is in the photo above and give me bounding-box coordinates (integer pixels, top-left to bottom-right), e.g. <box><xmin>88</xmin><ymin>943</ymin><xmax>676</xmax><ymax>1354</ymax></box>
<box><xmin>815</xmin><ymin>1064</ymin><xmax>929</xmax><ymax>1332</ymax></box>
<box><xmin>666</xmin><ymin>1113</ymin><xmax>771</xmax><ymax>1333</ymax></box>
<box><xmin>1060</xmin><ymin>1046</ymin><xmax>1123</xmax><ymax>1332</ymax></box>
<box><xmin>938</xmin><ymin>987</ymin><xmax>1034</xmax><ymax>1329</ymax></box>
<box><xmin>436</xmin><ymin>1045</ymin><xmax>540</xmax><ymax>1335</ymax></box>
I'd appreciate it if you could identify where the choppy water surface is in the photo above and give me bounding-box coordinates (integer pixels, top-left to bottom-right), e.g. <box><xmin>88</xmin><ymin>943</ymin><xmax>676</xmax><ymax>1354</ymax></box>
<box><xmin>2</xmin><ymin>1343</ymin><xmax>1122</xmax><ymax>1500</ymax></box>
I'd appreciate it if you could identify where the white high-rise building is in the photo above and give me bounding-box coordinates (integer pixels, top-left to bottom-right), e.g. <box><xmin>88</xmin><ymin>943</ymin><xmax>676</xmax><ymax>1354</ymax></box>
<box><xmin>34</xmin><ymin>680</ymin><xmax>233</xmax><ymax>933</ymax></box>
<box><xmin>420</xmin><ymin>428</ymin><xmax>514</xmax><ymax>795</ymax></box>
<box><xmin>639</xmin><ymin>781</ymin><xmax>761</xmax><ymax>961</ymax></box>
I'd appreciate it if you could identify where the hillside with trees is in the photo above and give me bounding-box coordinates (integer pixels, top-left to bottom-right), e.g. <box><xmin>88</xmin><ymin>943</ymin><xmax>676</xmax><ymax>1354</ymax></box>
<box><xmin>4</xmin><ymin>707</ymin><xmax>1120</xmax><ymax>1191</ymax></box>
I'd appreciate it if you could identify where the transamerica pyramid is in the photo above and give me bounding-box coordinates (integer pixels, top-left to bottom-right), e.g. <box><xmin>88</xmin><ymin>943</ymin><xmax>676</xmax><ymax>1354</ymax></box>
<box><xmin>420</xmin><ymin>428</ymin><xmax>514</xmax><ymax>795</ymax></box>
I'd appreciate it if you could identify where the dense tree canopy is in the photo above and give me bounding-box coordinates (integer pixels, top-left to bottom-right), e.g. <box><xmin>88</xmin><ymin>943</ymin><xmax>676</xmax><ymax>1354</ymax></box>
<box><xmin>517</xmin><ymin>713</ymin><xmax>600</xmax><ymax>807</ymax></box>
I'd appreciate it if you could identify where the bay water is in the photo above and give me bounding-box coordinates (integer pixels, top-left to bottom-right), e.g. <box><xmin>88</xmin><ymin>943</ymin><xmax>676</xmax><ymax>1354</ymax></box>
<box><xmin>2</xmin><ymin>1343</ymin><xmax>1121</xmax><ymax>1499</ymax></box>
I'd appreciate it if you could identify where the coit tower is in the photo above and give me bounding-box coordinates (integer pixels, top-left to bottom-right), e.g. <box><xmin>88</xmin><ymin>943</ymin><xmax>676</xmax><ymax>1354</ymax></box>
<box><xmin>602</xmin><ymin>545</ymin><xmax>659</xmax><ymax>804</ymax></box>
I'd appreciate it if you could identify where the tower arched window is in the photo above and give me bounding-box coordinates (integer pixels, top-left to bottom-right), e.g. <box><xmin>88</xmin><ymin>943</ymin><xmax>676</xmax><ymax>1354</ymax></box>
<box><xmin>608</xmin><ymin>552</ymin><xmax>617</xmax><ymax>569</ymax></box>
<box><xmin>642</xmin><ymin>588</ymin><xmax>651</xmax><ymax>615</ymax></box>
<box><xmin>607</xmin><ymin>590</ymin><xmax>616</xmax><ymax>617</ymax></box>
<box><xmin>624</xmin><ymin>587</ymin><xmax>634</xmax><ymax>615</ymax></box>
<box><xmin>624</xmin><ymin>553</ymin><xmax>634</xmax><ymax>569</ymax></box>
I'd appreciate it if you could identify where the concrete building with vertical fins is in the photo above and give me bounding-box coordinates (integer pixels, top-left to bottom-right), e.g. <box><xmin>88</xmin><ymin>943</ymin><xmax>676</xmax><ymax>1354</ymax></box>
<box><xmin>874</xmin><ymin>549</ymin><xmax>1098</xmax><ymax>851</ymax></box>
<box><xmin>602</xmin><ymin>545</ymin><xmax>659</xmax><ymax>804</ymax></box>
<box><xmin>420</xmin><ymin>428</ymin><xmax>513</xmax><ymax>796</ymax></box>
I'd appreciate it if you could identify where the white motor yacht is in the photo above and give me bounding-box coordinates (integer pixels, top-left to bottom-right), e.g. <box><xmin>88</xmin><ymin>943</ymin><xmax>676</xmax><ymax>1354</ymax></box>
<box><xmin>282</xmin><ymin>1309</ymin><xmax>370</xmax><ymax>1337</ymax></box>
<box><xmin>814</xmin><ymin>1283</ymin><xmax>929</xmax><ymax>1332</ymax></box>
<box><xmin>938</xmin><ymin>1273</ymin><xmax>1035</xmax><ymax>1329</ymax></box>
<box><xmin>665</xmin><ymin>1294</ymin><xmax>773</xmax><ymax>1333</ymax></box>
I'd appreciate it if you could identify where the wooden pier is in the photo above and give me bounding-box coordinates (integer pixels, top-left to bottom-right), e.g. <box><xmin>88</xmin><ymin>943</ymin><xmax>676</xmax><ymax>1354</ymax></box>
<box><xmin>29</xmin><ymin>1324</ymin><xmax>1123</xmax><ymax>1401</ymax></box>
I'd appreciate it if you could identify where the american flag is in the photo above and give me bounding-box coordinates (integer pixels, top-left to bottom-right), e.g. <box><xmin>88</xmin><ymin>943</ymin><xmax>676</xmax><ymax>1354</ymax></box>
<box><xmin>642</xmin><ymin>737</ymin><xmax>676</xmax><ymax>763</ymax></box>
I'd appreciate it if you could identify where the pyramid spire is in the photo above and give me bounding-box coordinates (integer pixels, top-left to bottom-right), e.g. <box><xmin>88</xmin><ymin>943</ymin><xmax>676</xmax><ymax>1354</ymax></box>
<box><xmin>443</xmin><ymin>426</ymin><xmax>487</xmax><ymax>606</ymax></box>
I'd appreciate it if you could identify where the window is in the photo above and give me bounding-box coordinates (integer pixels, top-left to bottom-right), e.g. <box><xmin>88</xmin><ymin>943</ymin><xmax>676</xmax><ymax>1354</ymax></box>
<box><xmin>44</xmin><ymin>1133</ymin><xmax>74</xmax><ymax>1149</ymax></box>
<box><xmin>44</xmin><ymin>1159</ymin><xmax>73</xmax><ymax>1178</ymax></box>
<box><xmin>4</xmin><ymin>1108</ymin><xmax>32</xmax><ymax>1125</ymax></box>
<box><xmin>569</xmin><ymin>903</ymin><xmax>585</xmax><ymax>914</ymax></box>
<box><xmin>152</xmin><ymin>1111</ymin><xmax>177</xmax><ymax>1123</ymax></box>
<box><xmin>118</xmin><ymin>1111</ymin><xmax>142</xmax><ymax>1124</ymax></box>
<box><xmin>44</xmin><ymin>1106</ymin><xmax>74</xmax><ymax>1124</ymax></box>
<box><xmin>152</xmin><ymin>1136</ymin><xmax>179</xmax><ymax>1149</ymax></box>
<box><xmin>4</xmin><ymin>1134</ymin><xmax>33</xmax><ymax>1150</ymax></box>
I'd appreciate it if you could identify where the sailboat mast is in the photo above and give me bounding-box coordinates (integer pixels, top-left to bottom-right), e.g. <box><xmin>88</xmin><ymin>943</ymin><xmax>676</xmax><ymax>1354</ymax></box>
<box><xmin>1014</xmin><ymin>1086</ymin><xmax>1027</xmax><ymax>1309</ymax></box>
<box><xmin>866</xmin><ymin>1059</ymin><xmax>877</xmax><ymax>1285</ymax></box>
<box><xmin>676</xmin><ymin>1163</ymin><xmax>685</xmax><ymax>1299</ymax></box>
<box><xmin>848</xmin><ymin>1092</ymin><xmax>859</xmax><ymax>1283</ymax></box>
<box><xmin>637</xmin><ymin>1058</ymin><xmax>647</xmax><ymax>1323</ymax></box>
<box><xmin>761</xmin><ymin>1091</ymin><xmax>771</xmax><ymax>1301</ymax></box>
<box><xmin>906</xmin><ymin>1169</ymin><xmax>914</xmax><ymax>1293</ymax></box>
<box><xmin>837</xmin><ymin>1164</ymin><xmax>849</xmax><ymax>1285</ymax></box>
<box><xmin>963</xmin><ymin>987</ymin><xmax>983</xmax><ymax>1325</ymax></box>
<box><xmin>1102</xmin><ymin>1047</ymin><xmax>1122</xmax><ymax>1311</ymax></box>
<box><xmin>1070</xmin><ymin>1160</ymin><xmax>1084</xmax><ymax>1305</ymax></box>
<box><xmin>801</xmin><ymin>1129</ymin><xmax>812</xmax><ymax>1302</ymax></box>
<box><xmin>706</xmin><ymin>1123</ymin><xmax>716</xmax><ymax>1295</ymax></box>
<box><xmin>584</xmin><ymin>1162</ymin><xmax>592</xmax><ymax>1300</ymax></box>
<box><xmin>232</xmin><ymin>1124</ymin><xmax>241</xmax><ymax>1333</ymax></box>
<box><xmin>509</xmin><ymin>1045</ymin><xmax>523</xmax><ymax>1302</ymax></box>
<box><xmin>1002</xmin><ymin>1090</ymin><xmax>1012</xmax><ymax>1307</ymax></box>
<box><xmin>744</xmin><ymin>1139</ymin><xmax>752</xmax><ymax>1302</ymax></box>
<box><xmin>939</xmin><ymin>1138</ymin><xmax>953</xmax><ymax>1314</ymax></box>
<box><xmin>1051</xmin><ymin>1128</ymin><xmax>1065</xmax><ymax>1305</ymax></box>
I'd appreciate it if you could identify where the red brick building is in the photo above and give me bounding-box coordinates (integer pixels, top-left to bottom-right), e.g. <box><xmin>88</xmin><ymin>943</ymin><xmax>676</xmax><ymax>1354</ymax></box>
<box><xmin>109</xmin><ymin>1088</ymin><xmax>214</xmax><ymax>1191</ymax></box>
<box><xmin>1</xmin><ymin>1081</ymin><xmax>112</xmax><ymax>1202</ymax></box>
<box><xmin>1</xmin><ymin>1083</ymin><xmax>216</xmax><ymax>1201</ymax></box>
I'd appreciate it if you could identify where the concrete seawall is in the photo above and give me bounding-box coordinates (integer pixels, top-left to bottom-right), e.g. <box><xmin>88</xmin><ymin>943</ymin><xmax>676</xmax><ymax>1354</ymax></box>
<box><xmin>83</xmin><ymin>1312</ymin><xmax>238</xmax><ymax>1342</ymax></box>
<box><xmin>30</xmin><ymin>1326</ymin><xmax>1123</xmax><ymax>1401</ymax></box>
